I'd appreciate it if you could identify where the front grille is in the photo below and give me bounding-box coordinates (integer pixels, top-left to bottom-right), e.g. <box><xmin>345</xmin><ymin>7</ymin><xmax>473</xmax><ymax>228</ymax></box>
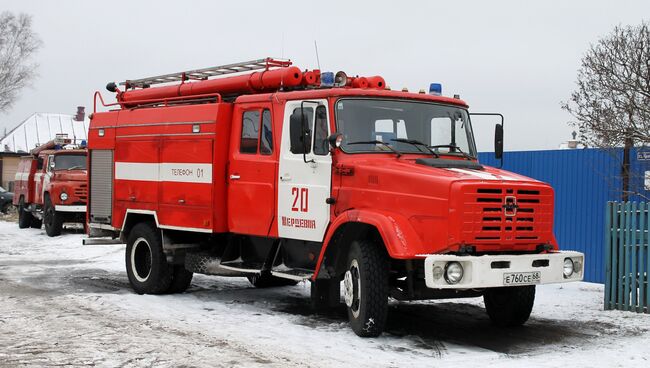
<box><xmin>75</xmin><ymin>184</ymin><xmax>88</xmax><ymax>201</ymax></box>
<box><xmin>460</xmin><ymin>185</ymin><xmax>553</xmax><ymax>245</ymax></box>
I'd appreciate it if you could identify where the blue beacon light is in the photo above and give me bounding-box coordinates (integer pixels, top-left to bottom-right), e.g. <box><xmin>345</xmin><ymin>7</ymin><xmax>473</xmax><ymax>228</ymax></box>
<box><xmin>429</xmin><ymin>83</ymin><xmax>442</xmax><ymax>96</ymax></box>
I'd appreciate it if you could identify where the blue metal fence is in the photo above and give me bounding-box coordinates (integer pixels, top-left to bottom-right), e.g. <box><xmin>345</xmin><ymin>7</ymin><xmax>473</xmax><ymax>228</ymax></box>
<box><xmin>478</xmin><ymin>148</ymin><xmax>650</xmax><ymax>283</ymax></box>
<box><xmin>605</xmin><ymin>202</ymin><xmax>649</xmax><ymax>313</ymax></box>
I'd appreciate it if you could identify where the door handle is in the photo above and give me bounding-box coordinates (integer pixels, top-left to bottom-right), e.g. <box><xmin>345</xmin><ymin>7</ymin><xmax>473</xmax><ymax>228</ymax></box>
<box><xmin>229</xmin><ymin>174</ymin><xmax>241</xmax><ymax>180</ymax></box>
<box><xmin>178</xmin><ymin>199</ymin><xmax>185</xmax><ymax>204</ymax></box>
<box><xmin>280</xmin><ymin>174</ymin><xmax>292</xmax><ymax>182</ymax></box>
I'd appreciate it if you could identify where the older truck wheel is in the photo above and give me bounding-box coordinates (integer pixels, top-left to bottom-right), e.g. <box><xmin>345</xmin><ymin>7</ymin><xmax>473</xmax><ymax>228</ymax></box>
<box><xmin>343</xmin><ymin>239</ymin><xmax>389</xmax><ymax>337</ymax></box>
<box><xmin>18</xmin><ymin>199</ymin><xmax>32</xmax><ymax>229</ymax></box>
<box><xmin>43</xmin><ymin>196</ymin><xmax>63</xmax><ymax>236</ymax></box>
<box><xmin>125</xmin><ymin>222</ymin><xmax>173</xmax><ymax>294</ymax></box>
<box><xmin>484</xmin><ymin>285</ymin><xmax>536</xmax><ymax>327</ymax></box>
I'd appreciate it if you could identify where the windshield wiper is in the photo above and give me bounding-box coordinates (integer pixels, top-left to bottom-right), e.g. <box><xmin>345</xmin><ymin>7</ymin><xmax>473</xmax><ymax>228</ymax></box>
<box><xmin>67</xmin><ymin>166</ymin><xmax>85</xmax><ymax>171</ymax></box>
<box><xmin>429</xmin><ymin>144</ymin><xmax>473</xmax><ymax>160</ymax></box>
<box><xmin>391</xmin><ymin>138</ymin><xmax>440</xmax><ymax>158</ymax></box>
<box><xmin>347</xmin><ymin>140</ymin><xmax>402</xmax><ymax>157</ymax></box>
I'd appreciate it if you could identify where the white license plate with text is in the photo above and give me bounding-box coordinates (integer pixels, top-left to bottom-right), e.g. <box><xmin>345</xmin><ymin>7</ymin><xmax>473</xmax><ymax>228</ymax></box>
<box><xmin>503</xmin><ymin>272</ymin><xmax>541</xmax><ymax>285</ymax></box>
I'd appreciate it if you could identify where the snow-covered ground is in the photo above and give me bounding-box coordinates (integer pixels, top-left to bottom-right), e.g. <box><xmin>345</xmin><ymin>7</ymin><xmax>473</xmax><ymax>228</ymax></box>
<box><xmin>0</xmin><ymin>219</ymin><xmax>649</xmax><ymax>367</ymax></box>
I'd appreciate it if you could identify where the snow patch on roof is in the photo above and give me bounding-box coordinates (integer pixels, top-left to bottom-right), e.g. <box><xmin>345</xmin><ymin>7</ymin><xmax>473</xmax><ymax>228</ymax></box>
<box><xmin>1</xmin><ymin>113</ymin><xmax>89</xmax><ymax>153</ymax></box>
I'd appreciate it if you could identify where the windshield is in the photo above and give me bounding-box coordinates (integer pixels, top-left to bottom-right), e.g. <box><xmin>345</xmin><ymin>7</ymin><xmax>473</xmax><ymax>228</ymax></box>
<box><xmin>54</xmin><ymin>154</ymin><xmax>87</xmax><ymax>170</ymax></box>
<box><xmin>336</xmin><ymin>99</ymin><xmax>476</xmax><ymax>157</ymax></box>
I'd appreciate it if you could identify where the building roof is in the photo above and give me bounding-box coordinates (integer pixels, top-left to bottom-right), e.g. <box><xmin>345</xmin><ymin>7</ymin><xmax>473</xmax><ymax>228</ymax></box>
<box><xmin>1</xmin><ymin>113</ymin><xmax>89</xmax><ymax>153</ymax></box>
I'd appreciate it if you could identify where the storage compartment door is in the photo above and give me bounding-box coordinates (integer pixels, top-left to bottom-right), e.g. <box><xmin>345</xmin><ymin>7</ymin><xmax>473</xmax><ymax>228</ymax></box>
<box><xmin>89</xmin><ymin>150</ymin><xmax>113</xmax><ymax>224</ymax></box>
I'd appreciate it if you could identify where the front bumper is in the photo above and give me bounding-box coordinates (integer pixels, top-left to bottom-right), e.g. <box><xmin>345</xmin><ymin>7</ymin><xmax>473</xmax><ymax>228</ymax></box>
<box><xmin>55</xmin><ymin>205</ymin><xmax>87</xmax><ymax>213</ymax></box>
<box><xmin>423</xmin><ymin>251</ymin><xmax>584</xmax><ymax>289</ymax></box>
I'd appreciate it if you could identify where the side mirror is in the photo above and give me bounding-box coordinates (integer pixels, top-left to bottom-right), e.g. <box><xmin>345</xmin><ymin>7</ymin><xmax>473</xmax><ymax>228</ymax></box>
<box><xmin>289</xmin><ymin>110</ymin><xmax>310</xmax><ymax>154</ymax></box>
<box><xmin>49</xmin><ymin>160</ymin><xmax>56</xmax><ymax>170</ymax></box>
<box><xmin>327</xmin><ymin>133</ymin><xmax>344</xmax><ymax>150</ymax></box>
<box><xmin>494</xmin><ymin>123</ymin><xmax>504</xmax><ymax>160</ymax></box>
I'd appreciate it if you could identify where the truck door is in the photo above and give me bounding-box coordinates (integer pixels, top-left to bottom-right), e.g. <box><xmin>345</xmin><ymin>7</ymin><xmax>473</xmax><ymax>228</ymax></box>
<box><xmin>277</xmin><ymin>100</ymin><xmax>332</xmax><ymax>242</ymax></box>
<box><xmin>228</xmin><ymin>103</ymin><xmax>277</xmax><ymax>236</ymax></box>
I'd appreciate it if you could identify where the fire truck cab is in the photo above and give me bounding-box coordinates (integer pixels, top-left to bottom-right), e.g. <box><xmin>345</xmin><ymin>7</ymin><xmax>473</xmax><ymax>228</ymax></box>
<box><xmin>87</xmin><ymin>58</ymin><xmax>584</xmax><ymax>337</ymax></box>
<box><xmin>13</xmin><ymin>134</ymin><xmax>88</xmax><ymax>236</ymax></box>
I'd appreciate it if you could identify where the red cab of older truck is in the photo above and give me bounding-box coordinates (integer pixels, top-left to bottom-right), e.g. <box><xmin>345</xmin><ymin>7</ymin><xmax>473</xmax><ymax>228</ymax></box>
<box><xmin>86</xmin><ymin>58</ymin><xmax>584</xmax><ymax>337</ymax></box>
<box><xmin>13</xmin><ymin>134</ymin><xmax>88</xmax><ymax>236</ymax></box>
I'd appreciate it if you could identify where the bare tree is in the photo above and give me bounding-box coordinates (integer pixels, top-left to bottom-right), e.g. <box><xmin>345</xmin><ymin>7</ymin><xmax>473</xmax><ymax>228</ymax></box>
<box><xmin>563</xmin><ymin>22</ymin><xmax>650</xmax><ymax>201</ymax></box>
<box><xmin>562</xmin><ymin>22</ymin><xmax>650</xmax><ymax>148</ymax></box>
<box><xmin>0</xmin><ymin>12</ymin><xmax>41</xmax><ymax>113</ymax></box>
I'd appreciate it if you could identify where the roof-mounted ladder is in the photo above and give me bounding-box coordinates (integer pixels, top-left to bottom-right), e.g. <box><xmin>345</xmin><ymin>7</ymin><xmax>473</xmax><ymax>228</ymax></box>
<box><xmin>121</xmin><ymin>57</ymin><xmax>292</xmax><ymax>89</ymax></box>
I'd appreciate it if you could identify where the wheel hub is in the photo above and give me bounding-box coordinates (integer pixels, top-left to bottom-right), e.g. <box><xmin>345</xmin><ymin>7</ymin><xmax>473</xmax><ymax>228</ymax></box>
<box><xmin>343</xmin><ymin>270</ymin><xmax>354</xmax><ymax>307</ymax></box>
<box><xmin>343</xmin><ymin>259</ymin><xmax>361</xmax><ymax>317</ymax></box>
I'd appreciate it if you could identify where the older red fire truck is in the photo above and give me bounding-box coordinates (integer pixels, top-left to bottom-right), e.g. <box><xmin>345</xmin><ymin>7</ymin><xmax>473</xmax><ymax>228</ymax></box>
<box><xmin>14</xmin><ymin>134</ymin><xmax>88</xmax><ymax>236</ymax></box>
<box><xmin>86</xmin><ymin>58</ymin><xmax>584</xmax><ymax>337</ymax></box>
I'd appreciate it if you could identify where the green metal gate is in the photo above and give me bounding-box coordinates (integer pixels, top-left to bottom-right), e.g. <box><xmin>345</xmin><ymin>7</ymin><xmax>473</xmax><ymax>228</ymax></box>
<box><xmin>605</xmin><ymin>202</ymin><xmax>649</xmax><ymax>313</ymax></box>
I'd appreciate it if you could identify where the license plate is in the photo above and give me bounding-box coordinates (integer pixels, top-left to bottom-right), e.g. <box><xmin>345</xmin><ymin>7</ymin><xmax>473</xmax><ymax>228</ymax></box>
<box><xmin>503</xmin><ymin>271</ymin><xmax>541</xmax><ymax>286</ymax></box>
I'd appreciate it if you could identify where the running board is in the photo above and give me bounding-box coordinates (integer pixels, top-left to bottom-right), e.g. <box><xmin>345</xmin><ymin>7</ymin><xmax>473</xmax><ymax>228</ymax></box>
<box><xmin>271</xmin><ymin>268</ymin><xmax>313</xmax><ymax>281</ymax></box>
<box><xmin>82</xmin><ymin>237</ymin><xmax>124</xmax><ymax>245</ymax></box>
<box><xmin>218</xmin><ymin>261</ymin><xmax>265</xmax><ymax>274</ymax></box>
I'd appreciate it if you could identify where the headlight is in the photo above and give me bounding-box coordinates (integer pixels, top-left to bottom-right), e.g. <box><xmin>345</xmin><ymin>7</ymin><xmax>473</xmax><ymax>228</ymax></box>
<box><xmin>563</xmin><ymin>258</ymin><xmax>574</xmax><ymax>278</ymax></box>
<box><xmin>445</xmin><ymin>262</ymin><xmax>464</xmax><ymax>284</ymax></box>
<box><xmin>60</xmin><ymin>192</ymin><xmax>68</xmax><ymax>201</ymax></box>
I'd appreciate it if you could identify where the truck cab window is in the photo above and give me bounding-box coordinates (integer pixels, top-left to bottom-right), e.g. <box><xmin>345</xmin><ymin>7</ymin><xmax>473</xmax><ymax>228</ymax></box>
<box><xmin>260</xmin><ymin>109</ymin><xmax>273</xmax><ymax>155</ymax></box>
<box><xmin>53</xmin><ymin>155</ymin><xmax>87</xmax><ymax>170</ymax></box>
<box><xmin>290</xmin><ymin>107</ymin><xmax>313</xmax><ymax>154</ymax></box>
<box><xmin>313</xmin><ymin>106</ymin><xmax>329</xmax><ymax>156</ymax></box>
<box><xmin>241</xmin><ymin>110</ymin><xmax>260</xmax><ymax>154</ymax></box>
<box><xmin>37</xmin><ymin>157</ymin><xmax>44</xmax><ymax>170</ymax></box>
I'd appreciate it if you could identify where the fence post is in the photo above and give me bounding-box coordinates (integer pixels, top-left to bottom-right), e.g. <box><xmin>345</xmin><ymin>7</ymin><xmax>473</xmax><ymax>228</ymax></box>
<box><xmin>631</xmin><ymin>202</ymin><xmax>638</xmax><ymax>311</ymax></box>
<box><xmin>647</xmin><ymin>203</ymin><xmax>650</xmax><ymax>312</ymax></box>
<box><xmin>639</xmin><ymin>202</ymin><xmax>646</xmax><ymax>313</ymax></box>
<box><xmin>605</xmin><ymin>202</ymin><xmax>612</xmax><ymax>310</ymax></box>
<box><xmin>618</xmin><ymin>202</ymin><xmax>626</xmax><ymax>310</ymax></box>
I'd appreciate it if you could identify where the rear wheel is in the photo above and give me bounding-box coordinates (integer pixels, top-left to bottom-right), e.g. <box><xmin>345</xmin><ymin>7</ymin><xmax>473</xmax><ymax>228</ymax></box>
<box><xmin>343</xmin><ymin>239</ymin><xmax>389</xmax><ymax>337</ymax></box>
<box><xmin>43</xmin><ymin>196</ymin><xmax>63</xmax><ymax>236</ymax></box>
<box><xmin>125</xmin><ymin>222</ymin><xmax>172</xmax><ymax>294</ymax></box>
<box><xmin>18</xmin><ymin>199</ymin><xmax>32</xmax><ymax>229</ymax></box>
<box><xmin>484</xmin><ymin>285</ymin><xmax>536</xmax><ymax>327</ymax></box>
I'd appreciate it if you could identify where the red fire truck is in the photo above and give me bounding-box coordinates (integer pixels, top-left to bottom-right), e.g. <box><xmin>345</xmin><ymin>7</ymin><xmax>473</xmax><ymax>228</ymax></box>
<box><xmin>86</xmin><ymin>58</ymin><xmax>584</xmax><ymax>337</ymax></box>
<box><xmin>13</xmin><ymin>134</ymin><xmax>88</xmax><ymax>236</ymax></box>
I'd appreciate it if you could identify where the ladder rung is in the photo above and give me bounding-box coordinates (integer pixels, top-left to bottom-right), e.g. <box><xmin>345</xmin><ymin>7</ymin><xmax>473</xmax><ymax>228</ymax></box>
<box><xmin>121</xmin><ymin>58</ymin><xmax>290</xmax><ymax>88</ymax></box>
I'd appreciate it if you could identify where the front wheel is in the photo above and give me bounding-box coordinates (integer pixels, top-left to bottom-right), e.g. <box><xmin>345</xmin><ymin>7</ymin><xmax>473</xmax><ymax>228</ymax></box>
<box><xmin>43</xmin><ymin>197</ymin><xmax>63</xmax><ymax>236</ymax></box>
<box><xmin>343</xmin><ymin>239</ymin><xmax>389</xmax><ymax>337</ymax></box>
<box><xmin>18</xmin><ymin>199</ymin><xmax>32</xmax><ymax>229</ymax></box>
<box><xmin>484</xmin><ymin>285</ymin><xmax>536</xmax><ymax>327</ymax></box>
<box><xmin>125</xmin><ymin>222</ymin><xmax>173</xmax><ymax>294</ymax></box>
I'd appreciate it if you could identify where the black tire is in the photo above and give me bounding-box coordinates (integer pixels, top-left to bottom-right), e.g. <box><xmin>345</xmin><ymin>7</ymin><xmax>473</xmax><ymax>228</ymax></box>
<box><xmin>125</xmin><ymin>222</ymin><xmax>172</xmax><ymax>294</ymax></box>
<box><xmin>343</xmin><ymin>239</ymin><xmax>389</xmax><ymax>337</ymax></box>
<box><xmin>18</xmin><ymin>199</ymin><xmax>32</xmax><ymax>229</ymax></box>
<box><xmin>43</xmin><ymin>196</ymin><xmax>63</xmax><ymax>237</ymax></box>
<box><xmin>0</xmin><ymin>202</ymin><xmax>9</xmax><ymax>214</ymax></box>
<box><xmin>484</xmin><ymin>285</ymin><xmax>536</xmax><ymax>327</ymax></box>
<box><xmin>166</xmin><ymin>265</ymin><xmax>193</xmax><ymax>294</ymax></box>
<box><xmin>247</xmin><ymin>272</ymin><xmax>299</xmax><ymax>288</ymax></box>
